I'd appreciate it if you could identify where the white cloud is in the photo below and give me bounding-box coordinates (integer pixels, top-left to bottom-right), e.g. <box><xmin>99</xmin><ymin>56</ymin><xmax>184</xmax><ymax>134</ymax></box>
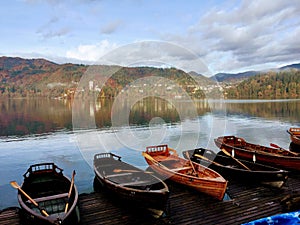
<box><xmin>65</xmin><ymin>40</ymin><xmax>118</xmax><ymax>62</ymax></box>
<box><xmin>96</xmin><ymin>41</ymin><xmax>210</xmax><ymax>75</ymax></box>
<box><xmin>65</xmin><ymin>40</ymin><xmax>210</xmax><ymax>74</ymax></box>
<box><xmin>166</xmin><ymin>0</ymin><xmax>300</xmax><ymax>74</ymax></box>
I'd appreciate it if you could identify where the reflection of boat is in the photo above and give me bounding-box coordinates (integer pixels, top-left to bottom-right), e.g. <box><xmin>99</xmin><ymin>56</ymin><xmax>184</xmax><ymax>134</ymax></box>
<box><xmin>215</xmin><ymin>136</ymin><xmax>300</xmax><ymax>171</ymax></box>
<box><xmin>142</xmin><ymin>145</ymin><xmax>227</xmax><ymax>201</ymax></box>
<box><xmin>14</xmin><ymin>163</ymin><xmax>79</xmax><ymax>225</ymax></box>
<box><xmin>93</xmin><ymin>153</ymin><xmax>169</xmax><ymax>216</ymax></box>
<box><xmin>183</xmin><ymin>148</ymin><xmax>289</xmax><ymax>188</ymax></box>
<box><xmin>242</xmin><ymin>210</ymin><xmax>300</xmax><ymax>225</ymax></box>
<box><xmin>287</xmin><ymin>128</ymin><xmax>300</xmax><ymax>146</ymax></box>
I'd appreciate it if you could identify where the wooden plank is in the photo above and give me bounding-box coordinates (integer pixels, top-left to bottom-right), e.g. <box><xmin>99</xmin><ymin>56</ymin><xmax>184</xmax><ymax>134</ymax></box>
<box><xmin>105</xmin><ymin>172</ymin><xmax>132</xmax><ymax>178</ymax></box>
<box><xmin>0</xmin><ymin>207</ymin><xmax>21</xmax><ymax>225</ymax></box>
<box><xmin>120</xmin><ymin>180</ymin><xmax>151</xmax><ymax>186</ymax></box>
<box><xmin>171</xmin><ymin>166</ymin><xmax>192</xmax><ymax>172</ymax></box>
<box><xmin>26</xmin><ymin>192</ymin><xmax>68</xmax><ymax>203</ymax></box>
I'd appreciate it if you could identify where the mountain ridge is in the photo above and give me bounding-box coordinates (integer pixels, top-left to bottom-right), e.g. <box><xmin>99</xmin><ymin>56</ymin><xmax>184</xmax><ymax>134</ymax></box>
<box><xmin>1</xmin><ymin>56</ymin><xmax>299</xmax><ymax>80</ymax></box>
<box><xmin>1</xmin><ymin>56</ymin><xmax>299</xmax><ymax>99</ymax></box>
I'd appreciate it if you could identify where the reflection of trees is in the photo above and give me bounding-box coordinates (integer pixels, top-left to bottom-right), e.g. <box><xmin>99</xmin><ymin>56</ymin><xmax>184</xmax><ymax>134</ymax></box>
<box><xmin>0</xmin><ymin>98</ymin><xmax>72</xmax><ymax>136</ymax></box>
<box><xmin>129</xmin><ymin>98</ymin><xmax>180</xmax><ymax>125</ymax></box>
<box><xmin>94</xmin><ymin>99</ymin><xmax>114</xmax><ymax>127</ymax></box>
<box><xmin>2</xmin><ymin>98</ymin><xmax>299</xmax><ymax>136</ymax></box>
<box><xmin>223</xmin><ymin>101</ymin><xmax>300</xmax><ymax>122</ymax></box>
<box><xmin>94</xmin><ymin>97</ymin><xmax>212</xmax><ymax>127</ymax></box>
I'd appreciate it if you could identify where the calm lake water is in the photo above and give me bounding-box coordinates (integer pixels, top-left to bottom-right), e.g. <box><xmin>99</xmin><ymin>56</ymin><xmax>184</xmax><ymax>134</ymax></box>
<box><xmin>1</xmin><ymin>97</ymin><xmax>300</xmax><ymax>209</ymax></box>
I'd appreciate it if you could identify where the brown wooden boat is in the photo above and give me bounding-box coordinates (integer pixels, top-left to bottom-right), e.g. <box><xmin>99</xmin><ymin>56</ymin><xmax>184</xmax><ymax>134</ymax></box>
<box><xmin>12</xmin><ymin>163</ymin><xmax>80</xmax><ymax>225</ymax></box>
<box><xmin>93</xmin><ymin>152</ymin><xmax>169</xmax><ymax>217</ymax></box>
<box><xmin>142</xmin><ymin>144</ymin><xmax>228</xmax><ymax>201</ymax></box>
<box><xmin>215</xmin><ymin>135</ymin><xmax>300</xmax><ymax>171</ymax></box>
<box><xmin>183</xmin><ymin>148</ymin><xmax>289</xmax><ymax>188</ymax></box>
<box><xmin>287</xmin><ymin>128</ymin><xmax>300</xmax><ymax>146</ymax></box>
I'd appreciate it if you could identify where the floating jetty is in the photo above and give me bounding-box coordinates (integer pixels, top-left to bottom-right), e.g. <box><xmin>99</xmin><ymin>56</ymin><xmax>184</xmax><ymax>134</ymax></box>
<box><xmin>2</xmin><ymin>174</ymin><xmax>300</xmax><ymax>225</ymax></box>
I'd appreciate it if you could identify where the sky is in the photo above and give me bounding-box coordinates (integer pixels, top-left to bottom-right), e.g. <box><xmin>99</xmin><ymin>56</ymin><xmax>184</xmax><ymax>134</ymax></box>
<box><xmin>1</xmin><ymin>0</ymin><xmax>300</xmax><ymax>76</ymax></box>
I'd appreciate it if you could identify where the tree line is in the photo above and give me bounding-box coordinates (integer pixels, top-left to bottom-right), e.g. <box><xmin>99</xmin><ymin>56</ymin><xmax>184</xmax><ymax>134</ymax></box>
<box><xmin>224</xmin><ymin>70</ymin><xmax>300</xmax><ymax>99</ymax></box>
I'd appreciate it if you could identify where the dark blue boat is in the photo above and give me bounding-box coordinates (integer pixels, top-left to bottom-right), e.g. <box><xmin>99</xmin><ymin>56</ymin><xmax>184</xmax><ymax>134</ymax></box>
<box><xmin>183</xmin><ymin>148</ymin><xmax>289</xmax><ymax>188</ymax></box>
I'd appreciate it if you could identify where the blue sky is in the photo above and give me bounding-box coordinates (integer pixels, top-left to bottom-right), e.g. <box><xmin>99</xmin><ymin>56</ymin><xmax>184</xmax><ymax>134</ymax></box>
<box><xmin>1</xmin><ymin>0</ymin><xmax>300</xmax><ymax>76</ymax></box>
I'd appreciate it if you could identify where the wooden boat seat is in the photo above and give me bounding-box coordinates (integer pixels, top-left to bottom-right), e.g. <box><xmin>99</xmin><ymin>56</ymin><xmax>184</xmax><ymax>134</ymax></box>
<box><xmin>120</xmin><ymin>180</ymin><xmax>151</xmax><ymax>186</ymax></box>
<box><xmin>27</xmin><ymin>192</ymin><xmax>68</xmax><ymax>204</ymax></box>
<box><xmin>154</xmin><ymin>155</ymin><xmax>179</xmax><ymax>162</ymax></box>
<box><xmin>105</xmin><ymin>172</ymin><xmax>132</xmax><ymax>178</ymax></box>
<box><xmin>96</xmin><ymin>164</ymin><xmax>113</xmax><ymax>167</ymax></box>
<box><xmin>171</xmin><ymin>166</ymin><xmax>192</xmax><ymax>172</ymax></box>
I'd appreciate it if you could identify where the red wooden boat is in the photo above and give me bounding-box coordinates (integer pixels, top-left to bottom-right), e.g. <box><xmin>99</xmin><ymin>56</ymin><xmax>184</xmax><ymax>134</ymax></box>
<box><xmin>142</xmin><ymin>144</ymin><xmax>228</xmax><ymax>201</ymax></box>
<box><xmin>215</xmin><ymin>136</ymin><xmax>300</xmax><ymax>171</ymax></box>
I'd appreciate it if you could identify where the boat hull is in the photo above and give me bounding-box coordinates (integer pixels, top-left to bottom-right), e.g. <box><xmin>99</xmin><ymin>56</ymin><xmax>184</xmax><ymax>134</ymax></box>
<box><xmin>215</xmin><ymin>136</ymin><xmax>300</xmax><ymax>171</ymax></box>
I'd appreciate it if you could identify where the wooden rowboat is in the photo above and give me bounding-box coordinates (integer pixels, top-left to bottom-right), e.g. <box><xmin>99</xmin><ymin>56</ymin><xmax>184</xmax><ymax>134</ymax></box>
<box><xmin>142</xmin><ymin>144</ymin><xmax>228</xmax><ymax>201</ymax></box>
<box><xmin>215</xmin><ymin>135</ymin><xmax>300</xmax><ymax>171</ymax></box>
<box><xmin>93</xmin><ymin>152</ymin><xmax>169</xmax><ymax>217</ymax></box>
<box><xmin>12</xmin><ymin>163</ymin><xmax>80</xmax><ymax>225</ymax></box>
<box><xmin>183</xmin><ymin>148</ymin><xmax>289</xmax><ymax>188</ymax></box>
<box><xmin>287</xmin><ymin>128</ymin><xmax>300</xmax><ymax>146</ymax></box>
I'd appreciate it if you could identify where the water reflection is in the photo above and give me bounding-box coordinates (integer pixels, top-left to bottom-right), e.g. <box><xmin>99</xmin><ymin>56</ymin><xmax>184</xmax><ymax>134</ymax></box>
<box><xmin>0</xmin><ymin>98</ymin><xmax>72</xmax><ymax>136</ymax></box>
<box><xmin>223</xmin><ymin>100</ymin><xmax>300</xmax><ymax>123</ymax></box>
<box><xmin>1</xmin><ymin>98</ymin><xmax>300</xmax><ymax>136</ymax></box>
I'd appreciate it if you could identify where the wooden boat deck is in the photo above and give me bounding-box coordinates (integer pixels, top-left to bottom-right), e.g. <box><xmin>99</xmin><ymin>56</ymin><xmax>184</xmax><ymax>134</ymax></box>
<box><xmin>2</xmin><ymin>174</ymin><xmax>300</xmax><ymax>225</ymax></box>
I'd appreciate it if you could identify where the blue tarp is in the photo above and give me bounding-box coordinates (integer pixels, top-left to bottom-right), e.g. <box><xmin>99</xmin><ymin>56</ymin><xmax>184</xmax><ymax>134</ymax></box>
<box><xmin>242</xmin><ymin>211</ymin><xmax>300</xmax><ymax>225</ymax></box>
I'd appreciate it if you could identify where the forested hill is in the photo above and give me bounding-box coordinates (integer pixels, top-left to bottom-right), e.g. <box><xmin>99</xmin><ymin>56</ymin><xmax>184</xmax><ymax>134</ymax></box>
<box><xmin>224</xmin><ymin>70</ymin><xmax>300</xmax><ymax>99</ymax></box>
<box><xmin>0</xmin><ymin>57</ymin><xmax>212</xmax><ymax>99</ymax></box>
<box><xmin>0</xmin><ymin>56</ymin><xmax>87</xmax><ymax>98</ymax></box>
<box><xmin>212</xmin><ymin>71</ymin><xmax>258</xmax><ymax>82</ymax></box>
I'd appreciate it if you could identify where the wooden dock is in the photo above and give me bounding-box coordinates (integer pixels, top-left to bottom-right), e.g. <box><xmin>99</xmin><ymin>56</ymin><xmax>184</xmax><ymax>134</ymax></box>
<box><xmin>2</xmin><ymin>174</ymin><xmax>300</xmax><ymax>225</ymax></box>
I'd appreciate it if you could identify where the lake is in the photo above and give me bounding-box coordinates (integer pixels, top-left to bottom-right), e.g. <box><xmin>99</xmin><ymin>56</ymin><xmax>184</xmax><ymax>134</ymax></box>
<box><xmin>1</xmin><ymin>97</ymin><xmax>300</xmax><ymax>209</ymax></box>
